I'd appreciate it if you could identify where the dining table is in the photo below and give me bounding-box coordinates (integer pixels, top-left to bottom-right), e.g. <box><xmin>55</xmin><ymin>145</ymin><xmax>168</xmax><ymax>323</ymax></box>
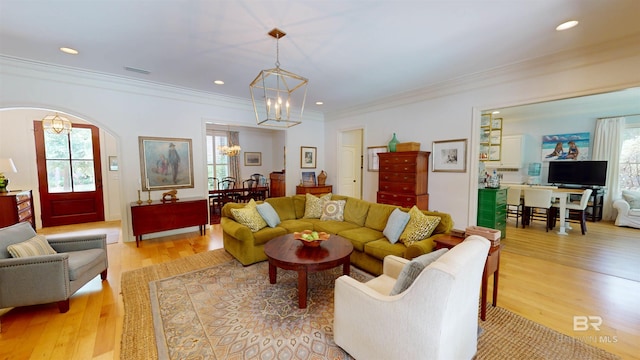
<box><xmin>505</xmin><ymin>184</ymin><xmax>587</xmax><ymax>235</ymax></box>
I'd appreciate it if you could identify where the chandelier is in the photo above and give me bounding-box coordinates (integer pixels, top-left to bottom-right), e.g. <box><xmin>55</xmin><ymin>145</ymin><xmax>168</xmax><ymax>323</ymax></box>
<box><xmin>250</xmin><ymin>28</ymin><xmax>308</xmax><ymax>128</ymax></box>
<box><xmin>42</xmin><ymin>113</ymin><xmax>72</xmax><ymax>134</ymax></box>
<box><xmin>218</xmin><ymin>143</ymin><xmax>241</xmax><ymax>157</ymax></box>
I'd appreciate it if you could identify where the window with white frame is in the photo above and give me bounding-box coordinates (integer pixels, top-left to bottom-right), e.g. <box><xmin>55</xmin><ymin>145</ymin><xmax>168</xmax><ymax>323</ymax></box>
<box><xmin>206</xmin><ymin>131</ymin><xmax>230</xmax><ymax>190</ymax></box>
<box><xmin>619</xmin><ymin>125</ymin><xmax>640</xmax><ymax>191</ymax></box>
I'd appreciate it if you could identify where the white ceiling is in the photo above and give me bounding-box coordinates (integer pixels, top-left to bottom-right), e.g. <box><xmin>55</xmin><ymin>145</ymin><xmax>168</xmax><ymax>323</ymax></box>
<box><xmin>1</xmin><ymin>0</ymin><xmax>639</xmax><ymax>114</ymax></box>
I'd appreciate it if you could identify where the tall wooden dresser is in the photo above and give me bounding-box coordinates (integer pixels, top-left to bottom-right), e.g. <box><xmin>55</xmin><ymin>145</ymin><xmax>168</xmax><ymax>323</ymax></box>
<box><xmin>0</xmin><ymin>190</ymin><xmax>35</xmax><ymax>229</ymax></box>
<box><xmin>269</xmin><ymin>172</ymin><xmax>286</xmax><ymax>198</ymax></box>
<box><xmin>377</xmin><ymin>151</ymin><xmax>430</xmax><ymax>209</ymax></box>
<box><xmin>477</xmin><ymin>188</ymin><xmax>507</xmax><ymax>239</ymax></box>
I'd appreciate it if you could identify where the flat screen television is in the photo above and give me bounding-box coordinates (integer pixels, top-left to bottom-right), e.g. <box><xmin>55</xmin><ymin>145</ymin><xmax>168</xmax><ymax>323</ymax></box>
<box><xmin>547</xmin><ymin>161</ymin><xmax>608</xmax><ymax>187</ymax></box>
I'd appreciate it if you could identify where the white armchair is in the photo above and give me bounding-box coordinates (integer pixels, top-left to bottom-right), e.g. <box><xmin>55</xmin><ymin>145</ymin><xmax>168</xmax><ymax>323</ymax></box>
<box><xmin>613</xmin><ymin>196</ymin><xmax>640</xmax><ymax>229</ymax></box>
<box><xmin>334</xmin><ymin>235</ymin><xmax>490</xmax><ymax>360</ymax></box>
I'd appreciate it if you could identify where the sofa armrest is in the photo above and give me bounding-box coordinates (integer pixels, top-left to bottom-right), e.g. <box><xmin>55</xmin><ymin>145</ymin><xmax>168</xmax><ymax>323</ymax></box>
<box><xmin>613</xmin><ymin>199</ymin><xmax>630</xmax><ymax>214</ymax></box>
<box><xmin>48</xmin><ymin>234</ymin><xmax>107</xmax><ymax>253</ymax></box>
<box><xmin>382</xmin><ymin>255</ymin><xmax>409</xmax><ymax>279</ymax></box>
<box><xmin>0</xmin><ymin>254</ymin><xmax>71</xmax><ymax>308</ymax></box>
<box><xmin>221</xmin><ymin>217</ymin><xmax>254</xmax><ymax>243</ymax></box>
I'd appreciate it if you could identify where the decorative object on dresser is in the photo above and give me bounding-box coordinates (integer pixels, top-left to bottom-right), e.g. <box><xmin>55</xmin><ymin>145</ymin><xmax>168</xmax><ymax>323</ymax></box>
<box><xmin>377</xmin><ymin>151</ymin><xmax>430</xmax><ymax>209</ymax></box>
<box><xmin>432</xmin><ymin>138</ymin><xmax>467</xmax><ymax>172</ymax></box>
<box><xmin>0</xmin><ymin>190</ymin><xmax>35</xmax><ymax>229</ymax></box>
<box><xmin>130</xmin><ymin>197</ymin><xmax>208</xmax><ymax>247</ymax></box>
<box><xmin>138</xmin><ymin>136</ymin><xmax>194</xmax><ymax>191</ymax></box>
<box><xmin>387</xmin><ymin>133</ymin><xmax>399</xmax><ymax>152</ymax></box>
<box><xmin>300</xmin><ymin>146</ymin><xmax>316</xmax><ymax>168</ymax></box>
<box><xmin>0</xmin><ymin>158</ymin><xmax>18</xmax><ymax>192</ymax></box>
<box><xmin>477</xmin><ymin>188</ymin><xmax>507</xmax><ymax>239</ymax></box>
<box><xmin>269</xmin><ymin>171</ymin><xmax>285</xmax><ymax>197</ymax></box>
<box><xmin>395</xmin><ymin>142</ymin><xmax>420</xmax><ymax>152</ymax></box>
<box><xmin>317</xmin><ymin>170</ymin><xmax>327</xmax><ymax>186</ymax></box>
<box><xmin>301</xmin><ymin>171</ymin><xmax>316</xmax><ymax>186</ymax></box>
<box><xmin>161</xmin><ymin>189</ymin><xmax>179</xmax><ymax>202</ymax></box>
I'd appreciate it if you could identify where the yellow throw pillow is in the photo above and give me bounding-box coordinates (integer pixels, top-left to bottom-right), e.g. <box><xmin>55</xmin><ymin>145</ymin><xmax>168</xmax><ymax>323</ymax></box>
<box><xmin>303</xmin><ymin>192</ymin><xmax>332</xmax><ymax>219</ymax></box>
<box><xmin>399</xmin><ymin>206</ymin><xmax>441</xmax><ymax>246</ymax></box>
<box><xmin>7</xmin><ymin>235</ymin><xmax>57</xmax><ymax>258</ymax></box>
<box><xmin>230</xmin><ymin>199</ymin><xmax>267</xmax><ymax>232</ymax></box>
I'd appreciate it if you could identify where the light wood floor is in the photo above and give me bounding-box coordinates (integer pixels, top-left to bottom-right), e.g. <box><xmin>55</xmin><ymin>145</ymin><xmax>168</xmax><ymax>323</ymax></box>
<box><xmin>0</xmin><ymin>219</ymin><xmax>638</xmax><ymax>360</ymax></box>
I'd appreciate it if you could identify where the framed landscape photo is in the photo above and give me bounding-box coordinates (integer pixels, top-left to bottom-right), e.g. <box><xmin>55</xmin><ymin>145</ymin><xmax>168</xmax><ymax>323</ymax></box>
<box><xmin>300</xmin><ymin>146</ymin><xmax>317</xmax><ymax>169</ymax></box>
<box><xmin>432</xmin><ymin>138</ymin><xmax>467</xmax><ymax>172</ymax></box>
<box><xmin>301</xmin><ymin>171</ymin><xmax>316</xmax><ymax>186</ymax></box>
<box><xmin>139</xmin><ymin>136</ymin><xmax>194</xmax><ymax>190</ymax></box>
<box><xmin>244</xmin><ymin>152</ymin><xmax>262</xmax><ymax>166</ymax></box>
<box><xmin>367</xmin><ymin>146</ymin><xmax>387</xmax><ymax>171</ymax></box>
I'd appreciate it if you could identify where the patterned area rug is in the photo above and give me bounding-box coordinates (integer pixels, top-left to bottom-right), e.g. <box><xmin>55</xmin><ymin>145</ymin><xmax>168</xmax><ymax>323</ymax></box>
<box><xmin>149</xmin><ymin>261</ymin><xmax>367</xmax><ymax>359</ymax></box>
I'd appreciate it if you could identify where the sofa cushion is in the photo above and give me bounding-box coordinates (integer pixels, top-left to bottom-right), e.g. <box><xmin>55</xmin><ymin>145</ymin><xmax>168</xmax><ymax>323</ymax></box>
<box><xmin>364</xmin><ymin>203</ymin><xmax>398</xmax><ymax>232</ymax></box>
<box><xmin>265</xmin><ymin>197</ymin><xmax>297</xmax><ymax>221</ymax></box>
<box><xmin>256</xmin><ymin>202</ymin><xmax>281</xmax><ymax>227</ymax></box>
<box><xmin>364</xmin><ymin>239</ymin><xmax>407</xmax><ymax>261</ymax></box>
<box><xmin>230</xmin><ymin>199</ymin><xmax>267</xmax><ymax>232</ymax></box>
<box><xmin>402</xmin><ymin>208</ymin><xmax>453</xmax><ymax>235</ymax></box>
<box><xmin>389</xmin><ymin>248</ymin><xmax>448</xmax><ymax>295</ymax></box>
<box><xmin>303</xmin><ymin>193</ymin><xmax>332</xmax><ymax>219</ymax></box>
<box><xmin>314</xmin><ymin>220</ymin><xmax>360</xmax><ymax>235</ymax></box>
<box><xmin>7</xmin><ymin>235</ymin><xmax>57</xmax><ymax>258</ymax></box>
<box><xmin>342</xmin><ymin>197</ymin><xmax>370</xmax><ymax>226</ymax></box>
<box><xmin>338</xmin><ymin>227</ymin><xmax>384</xmax><ymax>252</ymax></box>
<box><xmin>292</xmin><ymin>195</ymin><xmax>307</xmax><ymax>219</ymax></box>
<box><xmin>399</xmin><ymin>206</ymin><xmax>441</xmax><ymax>246</ymax></box>
<box><xmin>0</xmin><ymin>222</ymin><xmax>38</xmax><ymax>259</ymax></box>
<box><xmin>253</xmin><ymin>226</ymin><xmax>288</xmax><ymax>246</ymax></box>
<box><xmin>383</xmin><ymin>208</ymin><xmax>411</xmax><ymax>244</ymax></box>
<box><xmin>622</xmin><ymin>190</ymin><xmax>640</xmax><ymax>209</ymax></box>
<box><xmin>277</xmin><ymin>219</ymin><xmax>316</xmax><ymax>233</ymax></box>
<box><xmin>67</xmin><ymin>248</ymin><xmax>104</xmax><ymax>281</ymax></box>
<box><xmin>321</xmin><ymin>200</ymin><xmax>346</xmax><ymax>221</ymax></box>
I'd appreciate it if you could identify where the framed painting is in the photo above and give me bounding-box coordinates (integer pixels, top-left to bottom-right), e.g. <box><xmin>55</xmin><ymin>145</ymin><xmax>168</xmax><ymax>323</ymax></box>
<box><xmin>244</xmin><ymin>152</ymin><xmax>262</xmax><ymax>166</ymax></box>
<box><xmin>432</xmin><ymin>138</ymin><xmax>467</xmax><ymax>172</ymax></box>
<box><xmin>302</xmin><ymin>171</ymin><xmax>316</xmax><ymax>186</ymax></box>
<box><xmin>541</xmin><ymin>132</ymin><xmax>590</xmax><ymax>161</ymax></box>
<box><xmin>139</xmin><ymin>136</ymin><xmax>194</xmax><ymax>191</ymax></box>
<box><xmin>300</xmin><ymin>146</ymin><xmax>317</xmax><ymax>169</ymax></box>
<box><xmin>108</xmin><ymin>156</ymin><xmax>118</xmax><ymax>171</ymax></box>
<box><xmin>367</xmin><ymin>146</ymin><xmax>387</xmax><ymax>171</ymax></box>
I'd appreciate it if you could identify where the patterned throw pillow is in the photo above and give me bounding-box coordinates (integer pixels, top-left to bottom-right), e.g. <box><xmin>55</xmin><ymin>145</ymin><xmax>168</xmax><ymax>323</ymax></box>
<box><xmin>303</xmin><ymin>193</ymin><xmax>332</xmax><ymax>219</ymax></box>
<box><xmin>399</xmin><ymin>206</ymin><xmax>441</xmax><ymax>246</ymax></box>
<box><xmin>321</xmin><ymin>200</ymin><xmax>346</xmax><ymax>221</ymax></box>
<box><xmin>231</xmin><ymin>199</ymin><xmax>267</xmax><ymax>232</ymax></box>
<box><xmin>383</xmin><ymin>208</ymin><xmax>411</xmax><ymax>244</ymax></box>
<box><xmin>7</xmin><ymin>235</ymin><xmax>57</xmax><ymax>258</ymax></box>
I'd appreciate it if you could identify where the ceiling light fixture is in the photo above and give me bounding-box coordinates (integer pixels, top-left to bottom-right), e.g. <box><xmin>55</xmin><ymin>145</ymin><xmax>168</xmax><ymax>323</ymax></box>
<box><xmin>556</xmin><ymin>20</ymin><xmax>579</xmax><ymax>31</ymax></box>
<box><xmin>42</xmin><ymin>113</ymin><xmax>72</xmax><ymax>135</ymax></box>
<box><xmin>60</xmin><ymin>47</ymin><xmax>78</xmax><ymax>55</ymax></box>
<box><xmin>214</xmin><ymin>80</ymin><xmax>225</xmax><ymax>85</ymax></box>
<box><xmin>218</xmin><ymin>143</ymin><xmax>242</xmax><ymax>157</ymax></box>
<box><xmin>250</xmin><ymin>28</ymin><xmax>308</xmax><ymax>128</ymax></box>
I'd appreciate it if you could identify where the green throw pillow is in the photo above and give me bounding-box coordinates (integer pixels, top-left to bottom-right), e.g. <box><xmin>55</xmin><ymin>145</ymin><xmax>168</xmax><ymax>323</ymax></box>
<box><xmin>7</xmin><ymin>235</ymin><xmax>57</xmax><ymax>258</ymax></box>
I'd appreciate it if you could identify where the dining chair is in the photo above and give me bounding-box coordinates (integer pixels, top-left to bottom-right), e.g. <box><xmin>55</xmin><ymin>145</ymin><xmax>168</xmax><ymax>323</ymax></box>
<box><xmin>506</xmin><ymin>187</ymin><xmax>523</xmax><ymax>228</ymax></box>
<box><xmin>208</xmin><ymin>177</ymin><xmax>222</xmax><ymax>214</ymax></box>
<box><xmin>551</xmin><ymin>189</ymin><xmax>593</xmax><ymax>235</ymax></box>
<box><xmin>219</xmin><ymin>177</ymin><xmax>240</xmax><ymax>204</ymax></box>
<box><xmin>523</xmin><ymin>188</ymin><xmax>554</xmax><ymax>231</ymax></box>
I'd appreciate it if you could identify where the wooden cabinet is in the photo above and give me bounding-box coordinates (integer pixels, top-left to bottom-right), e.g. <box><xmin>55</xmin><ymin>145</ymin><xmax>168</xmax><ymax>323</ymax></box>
<box><xmin>477</xmin><ymin>188</ymin><xmax>507</xmax><ymax>239</ymax></box>
<box><xmin>0</xmin><ymin>190</ymin><xmax>35</xmax><ymax>229</ymax></box>
<box><xmin>485</xmin><ymin>135</ymin><xmax>525</xmax><ymax>168</ymax></box>
<box><xmin>130</xmin><ymin>197</ymin><xmax>208</xmax><ymax>247</ymax></box>
<box><xmin>296</xmin><ymin>185</ymin><xmax>333</xmax><ymax>195</ymax></box>
<box><xmin>270</xmin><ymin>172</ymin><xmax>286</xmax><ymax>198</ymax></box>
<box><xmin>377</xmin><ymin>151</ymin><xmax>430</xmax><ymax>209</ymax></box>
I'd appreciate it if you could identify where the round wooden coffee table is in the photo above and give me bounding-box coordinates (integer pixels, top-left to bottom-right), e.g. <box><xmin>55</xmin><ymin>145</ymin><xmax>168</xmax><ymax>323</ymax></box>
<box><xmin>263</xmin><ymin>233</ymin><xmax>354</xmax><ymax>309</ymax></box>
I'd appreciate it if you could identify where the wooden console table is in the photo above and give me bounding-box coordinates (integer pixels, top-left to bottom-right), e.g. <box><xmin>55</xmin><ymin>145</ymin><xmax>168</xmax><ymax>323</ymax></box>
<box><xmin>296</xmin><ymin>185</ymin><xmax>332</xmax><ymax>195</ymax></box>
<box><xmin>434</xmin><ymin>234</ymin><xmax>501</xmax><ymax>321</ymax></box>
<box><xmin>130</xmin><ymin>197</ymin><xmax>208</xmax><ymax>247</ymax></box>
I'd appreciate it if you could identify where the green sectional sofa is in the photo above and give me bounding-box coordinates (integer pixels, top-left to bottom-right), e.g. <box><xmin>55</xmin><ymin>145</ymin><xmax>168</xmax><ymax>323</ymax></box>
<box><xmin>221</xmin><ymin>194</ymin><xmax>453</xmax><ymax>275</ymax></box>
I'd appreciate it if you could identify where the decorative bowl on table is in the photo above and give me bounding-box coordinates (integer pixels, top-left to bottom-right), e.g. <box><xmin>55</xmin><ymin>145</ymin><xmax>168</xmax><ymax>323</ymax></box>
<box><xmin>293</xmin><ymin>230</ymin><xmax>330</xmax><ymax>247</ymax></box>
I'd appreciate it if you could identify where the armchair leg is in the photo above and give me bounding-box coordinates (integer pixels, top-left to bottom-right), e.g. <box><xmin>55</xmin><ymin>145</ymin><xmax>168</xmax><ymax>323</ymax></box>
<box><xmin>101</xmin><ymin>269</ymin><xmax>108</xmax><ymax>280</ymax></box>
<box><xmin>57</xmin><ymin>299</ymin><xmax>70</xmax><ymax>313</ymax></box>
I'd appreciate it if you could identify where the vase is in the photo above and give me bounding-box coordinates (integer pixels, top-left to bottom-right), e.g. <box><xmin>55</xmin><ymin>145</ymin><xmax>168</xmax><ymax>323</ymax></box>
<box><xmin>317</xmin><ymin>170</ymin><xmax>327</xmax><ymax>186</ymax></box>
<box><xmin>388</xmin><ymin>133</ymin><xmax>399</xmax><ymax>152</ymax></box>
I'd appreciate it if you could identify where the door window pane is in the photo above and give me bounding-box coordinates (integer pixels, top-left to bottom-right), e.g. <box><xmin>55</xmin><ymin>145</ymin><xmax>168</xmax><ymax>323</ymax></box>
<box><xmin>46</xmin><ymin>160</ymin><xmax>72</xmax><ymax>193</ymax></box>
<box><xmin>72</xmin><ymin>160</ymin><xmax>96</xmax><ymax>191</ymax></box>
<box><xmin>44</xmin><ymin>127</ymin><xmax>96</xmax><ymax>193</ymax></box>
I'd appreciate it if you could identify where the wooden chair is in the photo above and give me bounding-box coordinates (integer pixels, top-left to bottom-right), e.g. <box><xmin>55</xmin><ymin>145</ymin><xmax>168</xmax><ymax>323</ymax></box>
<box><xmin>238</xmin><ymin>178</ymin><xmax>258</xmax><ymax>202</ymax></box>
<box><xmin>551</xmin><ymin>189</ymin><xmax>593</xmax><ymax>235</ymax></box>
<box><xmin>219</xmin><ymin>177</ymin><xmax>240</xmax><ymax>204</ymax></box>
<box><xmin>506</xmin><ymin>187</ymin><xmax>523</xmax><ymax>228</ymax></box>
<box><xmin>523</xmin><ymin>188</ymin><xmax>554</xmax><ymax>231</ymax></box>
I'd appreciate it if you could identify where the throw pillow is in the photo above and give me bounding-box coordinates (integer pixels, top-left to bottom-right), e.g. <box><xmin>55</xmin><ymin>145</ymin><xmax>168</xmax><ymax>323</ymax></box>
<box><xmin>389</xmin><ymin>248</ymin><xmax>448</xmax><ymax>295</ymax></box>
<box><xmin>622</xmin><ymin>190</ymin><xmax>640</xmax><ymax>209</ymax></box>
<box><xmin>399</xmin><ymin>206</ymin><xmax>441</xmax><ymax>246</ymax></box>
<box><xmin>383</xmin><ymin>208</ymin><xmax>410</xmax><ymax>244</ymax></box>
<box><xmin>303</xmin><ymin>192</ymin><xmax>332</xmax><ymax>219</ymax></box>
<box><xmin>256</xmin><ymin>202</ymin><xmax>281</xmax><ymax>228</ymax></box>
<box><xmin>321</xmin><ymin>200</ymin><xmax>346</xmax><ymax>221</ymax></box>
<box><xmin>230</xmin><ymin>199</ymin><xmax>267</xmax><ymax>232</ymax></box>
<box><xmin>7</xmin><ymin>234</ymin><xmax>57</xmax><ymax>258</ymax></box>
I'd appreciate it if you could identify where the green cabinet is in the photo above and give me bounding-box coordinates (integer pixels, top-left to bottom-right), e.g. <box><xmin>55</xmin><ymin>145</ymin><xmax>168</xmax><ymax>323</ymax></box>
<box><xmin>477</xmin><ymin>188</ymin><xmax>507</xmax><ymax>239</ymax></box>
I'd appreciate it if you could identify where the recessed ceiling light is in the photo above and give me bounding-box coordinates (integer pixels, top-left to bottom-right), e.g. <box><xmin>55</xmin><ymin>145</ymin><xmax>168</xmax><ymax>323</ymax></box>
<box><xmin>556</xmin><ymin>20</ymin><xmax>579</xmax><ymax>31</ymax></box>
<box><xmin>60</xmin><ymin>47</ymin><xmax>79</xmax><ymax>55</ymax></box>
<box><xmin>315</xmin><ymin>101</ymin><xmax>324</xmax><ymax>105</ymax></box>
<box><xmin>214</xmin><ymin>80</ymin><xmax>224</xmax><ymax>85</ymax></box>
<box><xmin>492</xmin><ymin>111</ymin><xmax>500</xmax><ymax>114</ymax></box>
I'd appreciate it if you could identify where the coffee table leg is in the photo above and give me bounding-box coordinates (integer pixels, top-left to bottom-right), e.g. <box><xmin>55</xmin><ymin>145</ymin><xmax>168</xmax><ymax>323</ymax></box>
<box><xmin>268</xmin><ymin>262</ymin><xmax>277</xmax><ymax>284</ymax></box>
<box><xmin>298</xmin><ymin>269</ymin><xmax>308</xmax><ymax>309</ymax></box>
<box><xmin>342</xmin><ymin>260</ymin><xmax>351</xmax><ymax>275</ymax></box>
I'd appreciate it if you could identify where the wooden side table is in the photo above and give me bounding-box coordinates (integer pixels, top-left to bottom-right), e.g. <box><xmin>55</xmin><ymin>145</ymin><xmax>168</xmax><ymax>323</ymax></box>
<box><xmin>434</xmin><ymin>234</ymin><xmax>501</xmax><ymax>321</ymax></box>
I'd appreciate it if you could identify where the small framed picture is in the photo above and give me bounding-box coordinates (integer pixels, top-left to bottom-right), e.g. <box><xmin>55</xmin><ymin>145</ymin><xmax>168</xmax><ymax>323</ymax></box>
<box><xmin>244</xmin><ymin>152</ymin><xmax>262</xmax><ymax>166</ymax></box>
<box><xmin>300</xmin><ymin>146</ymin><xmax>317</xmax><ymax>169</ymax></box>
<box><xmin>108</xmin><ymin>156</ymin><xmax>118</xmax><ymax>171</ymax></box>
<box><xmin>302</xmin><ymin>171</ymin><xmax>316</xmax><ymax>186</ymax></box>
<box><xmin>432</xmin><ymin>139</ymin><xmax>467</xmax><ymax>172</ymax></box>
<box><xmin>367</xmin><ymin>146</ymin><xmax>387</xmax><ymax>171</ymax></box>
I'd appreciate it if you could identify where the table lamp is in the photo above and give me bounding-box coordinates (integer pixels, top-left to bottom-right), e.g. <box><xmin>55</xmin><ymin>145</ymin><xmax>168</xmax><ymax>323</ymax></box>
<box><xmin>0</xmin><ymin>158</ymin><xmax>17</xmax><ymax>193</ymax></box>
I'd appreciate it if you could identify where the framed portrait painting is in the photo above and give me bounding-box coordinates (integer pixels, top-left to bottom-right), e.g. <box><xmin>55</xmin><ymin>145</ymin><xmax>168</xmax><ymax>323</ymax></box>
<box><xmin>244</xmin><ymin>152</ymin><xmax>262</xmax><ymax>166</ymax></box>
<box><xmin>300</xmin><ymin>146</ymin><xmax>317</xmax><ymax>169</ymax></box>
<box><xmin>432</xmin><ymin>139</ymin><xmax>467</xmax><ymax>172</ymax></box>
<box><xmin>139</xmin><ymin>136</ymin><xmax>194</xmax><ymax>190</ymax></box>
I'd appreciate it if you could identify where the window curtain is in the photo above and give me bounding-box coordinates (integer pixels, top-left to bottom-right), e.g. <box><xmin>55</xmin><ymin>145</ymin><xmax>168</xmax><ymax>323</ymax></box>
<box><xmin>592</xmin><ymin>117</ymin><xmax>625</xmax><ymax>220</ymax></box>
<box><xmin>229</xmin><ymin>131</ymin><xmax>240</xmax><ymax>181</ymax></box>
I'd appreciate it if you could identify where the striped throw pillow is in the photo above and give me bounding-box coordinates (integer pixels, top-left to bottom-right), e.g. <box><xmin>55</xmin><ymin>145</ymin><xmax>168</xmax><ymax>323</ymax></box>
<box><xmin>7</xmin><ymin>235</ymin><xmax>57</xmax><ymax>258</ymax></box>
